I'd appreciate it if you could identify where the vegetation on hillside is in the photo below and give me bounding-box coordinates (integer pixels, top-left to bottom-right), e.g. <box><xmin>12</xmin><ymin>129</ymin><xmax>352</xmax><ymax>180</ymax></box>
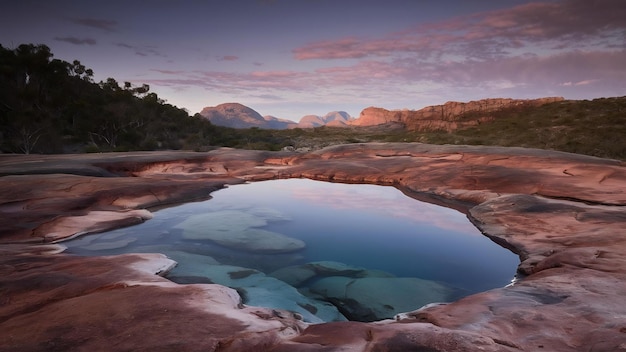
<box><xmin>1</xmin><ymin>44</ymin><xmax>624</xmax><ymax>160</ymax></box>
<box><xmin>0</xmin><ymin>44</ymin><xmax>244</xmax><ymax>153</ymax></box>
<box><xmin>266</xmin><ymin>98</ymin><xmax>626</xmax><ymax>160</ymax></box>
<box><xmin>418</xmin><ymin>97</ymin><xmax>626</xmax><ymax>160</ymax></box>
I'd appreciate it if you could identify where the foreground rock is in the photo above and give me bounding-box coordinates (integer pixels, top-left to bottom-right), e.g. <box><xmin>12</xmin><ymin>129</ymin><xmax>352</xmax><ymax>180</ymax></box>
<box><xmin>0</xmin><ymin>143</ymin><xmax>625</xmax><ymax>351</ymax></box>
<box><xmin>0</xmin><ymin>244</ymin><xmax>305</xmax><ymax>351</ymax></box>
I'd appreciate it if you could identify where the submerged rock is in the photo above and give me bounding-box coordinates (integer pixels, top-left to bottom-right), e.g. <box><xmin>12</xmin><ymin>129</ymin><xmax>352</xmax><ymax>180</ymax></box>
<box><xmin>164</xmin><ymin>250</ymin><xmax>221</xmax><ymax>267</ymax></box>
<box><xmin>239</xmin><ymin>279</ymin><xmax>347</xmax><ymax>323</ymax></box>
<box><xmin>79</xmin><ymin>237</ymin><xmax>137</xmax><ymax>251</ymax></box>
<box><xmin>309</xmin><ymin>276</ymin><xmax>455</xmax><ymax>321</ymax></box>
<box><xmin>168</xmin><ymin>262</ymin><xmax>346</xmax><ymax>323</ymax></box>
<box><xmin>190</xmin><ymin>227</ymin><xmax>305</xmax><ymax>254</ymax></box>
<box><xmin>247</xmin><ymin>207</ymin><xmax>292</xmax><ymax>222</ymax></box>
<box><xmin>175</xmin><ymin>210</ymin><xmax>267</xmax><ymax>234</ymax></box>
<box><xmin>270</xmin><ymin>260</ymin><xmax>394</xmax><ymax>287</ymax></box>
<box><xmin>270</xmin><ymin>265</ymin><xmax>317</xmax><ymax>287</ymax></box>
<box><xmin>173</xmin><ymin>210</ymin><xmax>305</xmax><ymax>253</ymax></box>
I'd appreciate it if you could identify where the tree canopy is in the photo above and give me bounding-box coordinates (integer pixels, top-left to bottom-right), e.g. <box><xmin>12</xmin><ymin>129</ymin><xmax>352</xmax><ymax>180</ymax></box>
<box><xmin>0</xmin><ymin>43</ymin><xmax>229</xmax><ymax>153</ymax></box>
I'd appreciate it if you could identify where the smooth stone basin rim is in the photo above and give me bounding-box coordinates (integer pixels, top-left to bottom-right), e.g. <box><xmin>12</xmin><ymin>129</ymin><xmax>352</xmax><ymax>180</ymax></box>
<box><xmin>0</xmin><ymin>143</ymin><xmax>625</xmax><ymax>351</ymax></box>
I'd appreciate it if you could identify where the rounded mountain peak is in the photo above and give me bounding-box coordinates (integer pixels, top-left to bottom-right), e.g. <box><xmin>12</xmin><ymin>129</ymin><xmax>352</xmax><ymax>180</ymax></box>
<box><xmin>199</xmin><ymin>103</ymin><xmax>267</xmax><ymax>128</ymax></box>
<box><xmin>200</xmin><ymin>103</ymin><xmax>265</xmax><ymax>121</ymax></box>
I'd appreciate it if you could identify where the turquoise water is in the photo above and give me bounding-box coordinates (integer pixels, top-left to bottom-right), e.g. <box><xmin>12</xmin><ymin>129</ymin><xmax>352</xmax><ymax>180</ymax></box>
<box><xmin>64</xmin><ymin>179</ymin><xmax>518</xmax><ymax>322</ymax></box>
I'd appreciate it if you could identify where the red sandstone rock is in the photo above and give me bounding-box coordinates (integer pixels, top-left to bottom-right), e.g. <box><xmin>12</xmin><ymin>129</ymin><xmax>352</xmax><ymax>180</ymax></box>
<box><xmin>0</xmin><ymin>144</ymin><xmax>625</xmax><ymax>351</ymax></box>
<box><xmin>33</xmin><ymin>209</ymin><xmax>153</xmax><ymax>242</ymax></box>
<box><xmin>0</xmin><ymin>245</ymin><xmax>304</xmax><ymax>352</ymax></box>
<box><xmin>352</xmin><ymin>97</ymin><xmax>564</xmax><ymax>131</ymax></box>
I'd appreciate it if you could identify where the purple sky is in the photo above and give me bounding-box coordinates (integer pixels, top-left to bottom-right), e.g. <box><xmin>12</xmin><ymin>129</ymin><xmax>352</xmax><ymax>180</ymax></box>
<box><xmin>2</xmin><ymin>0</ymin><xmax>625</xmax><ymax>121</ymax></box>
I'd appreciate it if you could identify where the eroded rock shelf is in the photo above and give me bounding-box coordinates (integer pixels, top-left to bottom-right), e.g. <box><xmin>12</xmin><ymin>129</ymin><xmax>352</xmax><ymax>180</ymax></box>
<box><xmin>1</xmin><ymin>143</ymin><xmax>625</xmax><ymax>351</ymax></box>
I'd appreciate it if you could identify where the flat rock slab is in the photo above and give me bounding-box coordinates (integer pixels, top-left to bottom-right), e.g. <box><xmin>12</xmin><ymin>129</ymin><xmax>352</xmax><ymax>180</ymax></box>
<box><xmin>270</xmin><ymin>260</ymin><xmax>393</xmax><ymax>287</ymax></box>
<box><xmin>309</xmin><ymin>276</ymin><xmax>454</xmax><ymax>321</ymax></box>
<box><xmin>174</xmin><ymin>210</ymin><xmax>305</xmax><ymax>253</ymax></box>
<box><xmin>170</xmin><ymin>262</ymin><xmax>345</xmax><ymax>323</ymax></box>
<box><xmin>0</xmin><ymin>144</ymin><xmax>625</xmax><ymax>351</ymax></box>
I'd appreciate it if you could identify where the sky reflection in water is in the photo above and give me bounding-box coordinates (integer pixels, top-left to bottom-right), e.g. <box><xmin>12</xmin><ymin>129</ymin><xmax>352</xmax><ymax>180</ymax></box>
<box><xmin>64</xmin><ymin>179</ymin><xmax>519</xmax><ymax>321</ymax></box>
<box><xmin>218</xmin><ymin>179</ymin><xmax>518</xmax><ymax>292</ymax></box>
<box><xmin>67</xmin><ymin>178</ymin><xmax>518</xmax><ymax>292</ymax></box>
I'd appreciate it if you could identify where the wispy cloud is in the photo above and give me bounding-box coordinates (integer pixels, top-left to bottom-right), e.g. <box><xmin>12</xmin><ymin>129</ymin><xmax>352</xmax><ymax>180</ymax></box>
<box><xmin>142</xmin><ymin>68</ymin><xmax>323</xmax><ymax>102</ymax></box>
<box><xmin>143</xmin><ymin>47</ymin><xmax>626</xmax><ymax>107</ymax></box>
<box><xmin>197</xmin><ymin>70</ymin><xmax>314</xmax><ymax>91</ymax></box>
<box><xmin>140</xmin><ymin>0</ymin><xmax>625</xmax><ymax>114</ymax></box>
<box><xmin>249</xmin><ymin>93</ymin><xmax>284</xmax><ymax>101</ymax></box>
<box><xmin>54</xmin><ymin>37</ymin><xmax>97</xmax><ymax>45</ymax></box>
<box><xmin>293</xmin><ymin>0</ymin><xmax>626</xmax><ymax>61</ymax></box>
<box><xmin>150</xmin><ymin>69</ymin><xmax>186</xmax><ymax>75</ymax></box>
<box><xmin>217</xmin><ymin>55</ymin><xmax>239</xmax><ymax>61</ymax></box>
<box><xmin>560</xmin><ymin>79</ymin><xmax>598</xmax><ymax>87</ymax></box>
<box><xmin>115</xmin><ymin>42</ymin><xmax>164</xmax><ymax>57</ymax></box>
<box><xmin>68</xmin><ymin>17</ymin><xmax>117</xmax><ymax>32</ymax></box>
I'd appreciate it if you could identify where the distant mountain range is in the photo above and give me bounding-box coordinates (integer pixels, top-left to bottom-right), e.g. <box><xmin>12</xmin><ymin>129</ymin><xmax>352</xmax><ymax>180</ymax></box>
<box><xmin>199</xmin><ymin>103</ymin><xmax>297</xmax><ymax>129</ymax></box>
<box><xmin>199</xmin><ymin>97</ymin><xmax>564</xmax><ymax>131</ymax></box>
<box><xmin>298</xmin><ymin>111</ymin><xmax>353</xmax><ymax>128</ymax></box>
<box><xmin>199</xmin><ymin>103</ymin><xmax>353</xmax><ymax>130</ymax></box>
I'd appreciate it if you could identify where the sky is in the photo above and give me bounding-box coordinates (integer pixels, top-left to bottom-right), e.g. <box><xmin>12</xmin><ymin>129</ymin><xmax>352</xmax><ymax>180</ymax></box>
<box><xmin>2</xmin><ymin>0</ymin><xmax>625</xmax><ymax>121</ymax></box>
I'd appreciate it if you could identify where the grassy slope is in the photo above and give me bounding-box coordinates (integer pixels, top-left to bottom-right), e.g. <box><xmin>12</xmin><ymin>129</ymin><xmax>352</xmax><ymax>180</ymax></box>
<box><xmin>426</xmin><ymin>97</ymin><xmax>626</xmax><ymax>160</ymax></box>
<box><xmin>273</xmin><ymin>97</ymin><xmax>625</xmax><ymax>161</ymax></box>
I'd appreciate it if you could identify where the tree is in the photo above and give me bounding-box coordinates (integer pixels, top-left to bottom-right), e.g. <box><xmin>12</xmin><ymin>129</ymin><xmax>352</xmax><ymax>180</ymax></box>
<box><xmin>0</xmin><ymin>43</ymin><xmax>226</xmax><ymax>153</ymax></box>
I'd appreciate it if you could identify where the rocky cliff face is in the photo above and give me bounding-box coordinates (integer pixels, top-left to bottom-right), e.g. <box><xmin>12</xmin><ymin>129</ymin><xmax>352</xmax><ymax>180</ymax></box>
<box><xmin>354</xmin><ymin>97</ymin><xmax>565</xmax><ymax>131</ymax></box>
<box><xmin>200</xmin><ymin>98</ymin><xmax>564</xmax><ymax>131</ymax></box>
<box><xmin>199</xmin><ymin>103</ymin><xmax>296</xmax><ymax>129</ymax></box>
<box><xmin>351</xmin><ymin>107</ymin><xmax>411</xmax><ymax>126</ymax></box>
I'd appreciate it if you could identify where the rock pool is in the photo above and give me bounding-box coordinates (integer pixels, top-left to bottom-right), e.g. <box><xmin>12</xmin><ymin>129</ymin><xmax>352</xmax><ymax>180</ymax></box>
<box><xmin>64</xmin><ymin>178</ymin><xmax>518</xmax><ymax>322</ymax></box>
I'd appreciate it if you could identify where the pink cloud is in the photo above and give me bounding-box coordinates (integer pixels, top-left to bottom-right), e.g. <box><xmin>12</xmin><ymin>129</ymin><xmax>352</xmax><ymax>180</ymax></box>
<box><xmin>250</xmin><ymin>70</ymin><xmax>300</xmax><ymax>78</ymax></box>
<box><xmin>157</xmin><ymin>69</ymin><xmax>317</xmax><ymax>92</ymax></box>
<box><xmin>315</xmin><ymin>60</ymin><xmax>408</xmax><ymax>86</ymax></box>
<box><xmin>560</xmin><ymin>79</ymin><xmax>598</xmax><ymax>87</ymax></box>
<box><xmin>143</xmin><ymin>0</ymin><xmax>626</xmax><ymax>110</ymax></box>
<box><xmin>143</xmin><ymin>47</ymin><xmax>626</xmax><ymax>106</ymax></box>
<box><xmin>293</xmin><ymin>35</ymin><xmax>448</xmax><ymax>61</ymax></box>
<box><xmin>293</xmin><ymin>37</ymin><xmax>368</xmax><ymax>60</ymax></box>
<box><xmin>293</xmin><ymin>0</ymin><xmax>626</xmax><ymax>61</ymax></box>
<box><xmin>150</xmin><ymin>69</ymin><xmax>186</xmax><ymax>75</ymax></box>
<box><xmin>398</xmin><ymin>49</ymin><xmax>626</xmax><ymax>89</ymax></box>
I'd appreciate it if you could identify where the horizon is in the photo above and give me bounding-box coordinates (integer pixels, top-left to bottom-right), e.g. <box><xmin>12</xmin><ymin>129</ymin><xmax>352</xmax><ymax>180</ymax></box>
<box><xmin>2</xmin><ymin>0</ymin><xmax>625</xmax><ymax>121</ymax></box>
<box><xmin>201</xmin><ymin>96</ymin><xmax>575</xmax><ymax>124</ymax></box>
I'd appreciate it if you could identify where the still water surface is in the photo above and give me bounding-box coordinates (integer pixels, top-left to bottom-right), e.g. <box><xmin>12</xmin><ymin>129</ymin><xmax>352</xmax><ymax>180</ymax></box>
<box><xmin>65</xmin><ymin>179</ymin><xmax>518</xmax><ymax>322</ymax></box>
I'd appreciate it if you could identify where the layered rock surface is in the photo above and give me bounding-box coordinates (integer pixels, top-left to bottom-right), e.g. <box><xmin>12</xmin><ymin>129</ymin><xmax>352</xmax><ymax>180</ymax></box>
<box><xmin>1</xmin><ymin>143</ymin><xmax>625</xmax><ymax>351</ymax></box>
